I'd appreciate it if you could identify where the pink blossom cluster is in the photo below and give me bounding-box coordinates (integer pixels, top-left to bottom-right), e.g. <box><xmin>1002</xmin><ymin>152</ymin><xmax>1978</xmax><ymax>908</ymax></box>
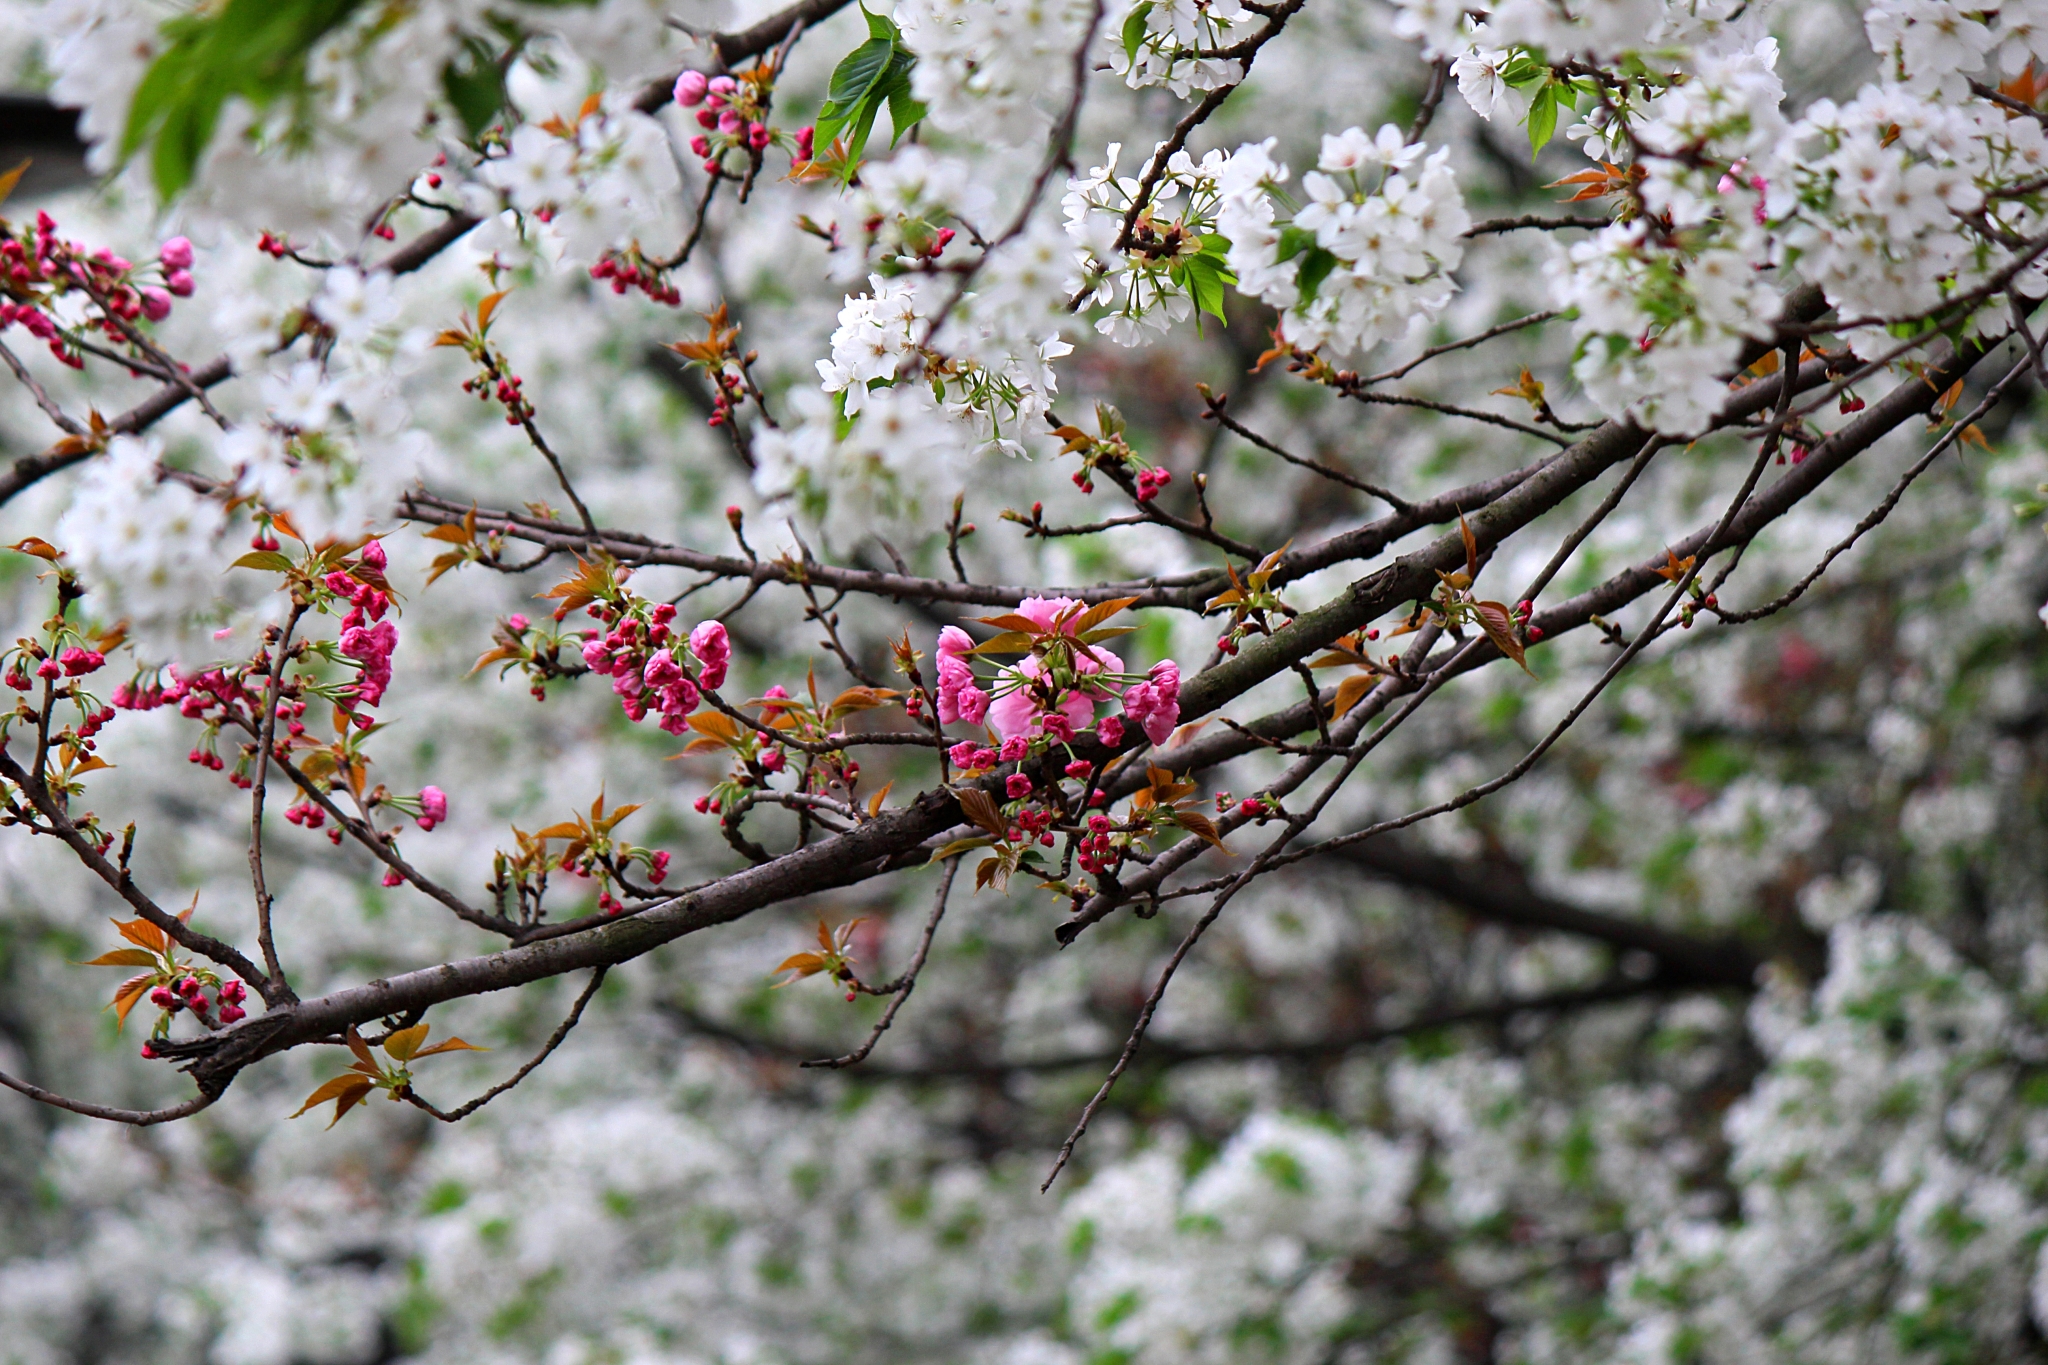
<box><xmin>1133</xmin><ymin>467</ymin><xmax>1172</xmax><ymax>502</ymax></box>
<box><xmin>933</xmin><ymin>598</ymin><xmax>1183</xmax><ymax>746</ymax></box>
<box><xmin>0</xmin><ymin>217</ymin><xmax>192</xmax><ymax>369</ymax></box>
<box><xmin>590</xmin><ymin>252</ymin><xmax>682</xmax><ymax>306</ymax></box>
<box><xmin>676</xmin><ymin>72</ymin><xmax>773</xmax><ymax>168</ymax></box>
<box><xmin>148</xmin><ymin>974</ymin><xmax>247</xmax><ymax>1026</ymax></box>
<box><xmin>328</xmin><ymin>540</ymin><xmax>397</xmax><ymax>709</ymax></box>
<box><xmin>935</xmin><ymin>627</ymin><xmax>990</xmax><ymax>725</ymax></box>
<box><xmin>4</xmin><ymin>639</ymin><xmax>104</xmax><ymax>690</ymax></box>
<box><xmin>580</xmin><ymin>602</ymin><xmax>729</xmax><ymax>736</ymax></box>
<box><xmin>1120</xmin><ymin>661</ymin><xmax>1181</xmax><ymax>744</ymax></box>
<box><xmin>285</xmin><ymin>801</ymin><xmax>345</xmax><ymax>846</ymax></box>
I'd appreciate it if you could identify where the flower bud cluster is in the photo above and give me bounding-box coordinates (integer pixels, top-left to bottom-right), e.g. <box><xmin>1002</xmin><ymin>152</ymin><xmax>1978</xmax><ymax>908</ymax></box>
<box><xmin>147</xmin><ymin>973</ymin><xmax>247</xmax><ymax>1031</ymax></box>
<box><xmin>589</xmin><ymin>250</ymin><xmax>683</xmax><ymax>307</ymax></box>
<box><xmin>330</xmin><ymin>541</ymin><xmax>398</xmax><ymax>710</ymax></box>
<box><xmin>675</xmin><ymin>70</ymin><xmax>788</xmax><ymax>174</ymax></box>
<box><xmin>0</xmin><ymin>215</ymin><xmax>193</xmax><ymax>369</ymax></box>
<box><xmin>578</xmin><ymin>593</ymin><xmax>730</xmax><ymax>736</ymax></box>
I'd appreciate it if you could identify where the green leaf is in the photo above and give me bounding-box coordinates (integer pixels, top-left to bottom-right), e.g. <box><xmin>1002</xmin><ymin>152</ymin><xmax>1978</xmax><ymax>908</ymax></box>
<box><xmin>441</xmin><ymin>35</ymin><xmax>508</xmax><ymax>140</ymax></box>
<box><xmin>1176</xmin><ymin>233</ymin><xmax>1236</xmax><ymax>331</ymax></box>
<box><xmin>886</xmin><ymin>87</ymin><xmax>927</xmax><ymax>148</ymax></box>
<box><xmin>1294</xmin><ymin>245</ymin><xmax>1339</xmax><ymax>304</ymax></box>
<box><xmin>122</xmin><ymin>0</ymin><xmax>372</xmax><ymax>198</ymax></box>
<box><xmin>231</xmin><ymin>550</ymin><xmax>296</xmax><ymax>573</ymax></box>
<box><xmin>1526</xmin><ymin>83</ymin><xmax>1560</xmax><ymax>156</ymax></box>
<box><xmin>1276</xmin><ymin>224</ymin><xmax>1318</xmax><ymax>263</ymax></box>
<box><xmin>1121</xmin><ymin>1</ymin><xmax>1155</xmax><ymax>62</ymax></box>
<box><xmin>812</xmin><ymin>9</ymin><xmax>924</xmax><ymax>181</ymax></box>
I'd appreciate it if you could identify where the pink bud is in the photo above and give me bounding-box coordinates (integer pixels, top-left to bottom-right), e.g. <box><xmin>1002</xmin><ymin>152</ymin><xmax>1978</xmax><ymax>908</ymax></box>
<box><xmin>708</xmin><ymin>76</ymin><xmax>737</xmax><ymax>96</ymax></box>
<box><xmin>747</xmin><ymin>122</ymin><xmax>771</xmax><ymax>150</ymax></box>
<box><xmin>219</xmin><ymin>1004</ymin><xmax>245</xmax><ymax>1024</ymax></box>
<box><xmin>507</xmin><ymin>613</ymin><xmax>529</xmax><ymax>632</ymax></box>
<box><xmin>165</xmin><ymin>269</ymin><xmax>194</xmax><ymax>297</ymax></box>
<box><xmin>359</xmin><ymin>538</ymin><xmax>387</xmax><ymax>570</ymax></box>
<box><xmin>159</xmin><ymin>237</ymin><xmax>194</xmax><ymax>270</ymax></box>
<box><xmin>717</xmin><ymin>109</ymin><xmax>742</xmax><ymax>135</ymax></box>
<box><xmin>137</xmin><ymin>287</ymin><xmax>172</xmax><ymax>321</ymax></box>
<box><xmin>674</xmin><ymin>70</ymin><xmax>710</xmax><ymax>106</ymax></box>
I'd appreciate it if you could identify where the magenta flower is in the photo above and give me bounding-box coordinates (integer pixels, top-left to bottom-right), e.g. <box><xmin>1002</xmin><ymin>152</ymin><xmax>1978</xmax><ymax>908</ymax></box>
<box><xmin>407</xmin><ymin>789</ymin><xmax>440</xmax><ymax>834</ymax></box>
<box><xmin>689</xmin><ymin>620</ymin><xmax>730</xmax><ymax>690</ymax></box>
<box><xmin>1121</xmin><ymin>660</ymin><xmax>1182</xmax><ymax>745</ymax></box>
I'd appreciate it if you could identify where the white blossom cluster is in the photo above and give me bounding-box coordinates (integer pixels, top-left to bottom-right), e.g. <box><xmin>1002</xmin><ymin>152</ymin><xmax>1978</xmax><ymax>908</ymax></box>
<box><xmin>1218</xmin><ymin>128</ymin><xmax>1471</xmax><ymax>359</ymax></box>
<box><xmin>1104</xmin><ymin>0</ymin><xmax>1252</xmax><ymax>97</ymax></box>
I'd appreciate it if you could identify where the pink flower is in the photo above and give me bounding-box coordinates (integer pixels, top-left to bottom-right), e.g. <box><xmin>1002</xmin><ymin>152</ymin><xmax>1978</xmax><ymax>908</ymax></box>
<box><xmin>1097</xmin><ymin>715</ymin><xmax>1125</xmax><ymax>746</ymax></box>
<box><xmin>948</xmin><ymin>740</ymin><xmax>981</xmax><ymax>768</ymax></box>
<box><xmin>689</xmin><ymin>620</ymin><xmax>730</xmax><ymax>689</ymax></box>
<box><xmin>340</xmin><ymin>619</ymin><xmax>398</xmax><ymax>706</ymax></box>
<box><xmin>1120</xmin><ymin>660</ymin><xmax>1182</xmax><ymax>745</ymax></box>
<box><xmin>935</xmin><ymin>627</ymin><xmax>990</xmax><ymax>725</ymax></box>
<box><xmin>998</xmin><ymin>735</ymin><xmax>1029</xmax><ymax>763</ymax></box>
<box><xmin>674</xmin><ymin>70</ymin><xmax>709</xmax><ymax>106</ymax></box>
<box><xmin>938</xmin><ymin>625</ymin><xmax>975</xmax><ymax>660</ymax></box>
<box><xmin>360</xmin><ymin>538</ymin><xmax>387</xmax><ymax>571</ymax></box>
<box><xmin>1006</xmin><ymin>773</ymin><xmax>1033</xmax><ymax>798</ymax></box>
<box><xmin>159</xmin><ymin>237</ymin><xmax>194</xmax><ymax>270</ymax></box>
<box><xmin>986</xmin><ymin>654</ymin><xmax>1119</xmax><ymax>741</ymax></box>
<box><xmin>507</xmin><ymin>613</ymin><xmax>529</xmax><ymax>632</ymax></box>
<box><xmin>417</xmin><ymin>785</ymin><xmax>447</xmax><ymax>830</ymax></box>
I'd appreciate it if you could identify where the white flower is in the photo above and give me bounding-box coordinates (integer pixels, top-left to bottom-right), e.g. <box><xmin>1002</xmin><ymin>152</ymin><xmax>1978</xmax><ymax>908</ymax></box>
<box><xmin>1317</xmin><ymin>124</ymin><xmax>1422</xmax><ymax>174</ymax></box>
<box><xmin>480</xmin><ymin>124</ymin><xmax>579</xmax><ymax>212</ymax></box>
<box><xmin>261</xmin><ymin>361</ymin><xmax>342</xmax><ymax>430</ymax></box>
<box><xmin>56</xmin><ymin>436</ymin><xmax>229</xmax><ymax>654</ymax></box>
<box><xmin>310</xmin><ymin>267</ymin><xmax>399</xmax><ymax>344</ymax></box>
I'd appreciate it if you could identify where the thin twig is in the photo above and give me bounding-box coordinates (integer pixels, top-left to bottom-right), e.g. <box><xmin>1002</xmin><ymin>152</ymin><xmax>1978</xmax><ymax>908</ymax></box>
<box><xmin>0</xmin><ymin>1070</ymin><xmax>216</xmax><ymax>1125</ymax></box>
<box><xmin>804</xmin><ymin>856</ymin><xmax>958</xmax><ymax>1068</ymax></box>
<box><xmin>405</xmin><ymin>967</ymin><xmax>608</xmax><ymax>1121</ymax></box>
<box><xmin>248</xmin><ymin>604</ymin><xmax>308</xmax><ymax>1003</ymax></box>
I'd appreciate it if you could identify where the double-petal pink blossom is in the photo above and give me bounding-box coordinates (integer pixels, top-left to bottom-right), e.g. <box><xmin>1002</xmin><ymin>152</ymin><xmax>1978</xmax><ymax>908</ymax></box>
<box><xmin>689</xmin><ymin>620</ymin><xmax>730</xmax><ymax>690</ymax></box>
<box><xmin>1119</xmin><ymin>660</ymin><xmax>1181</xmax><ymax>745</ymax></box>
<box><xmin>982</xmin><ymin>597</ymin><xmax>1124</xmax><ymax>742</ymax></box>
<box><xmin>935</xmin><ymin>626</ymin><xmax>990</xmax><ymax>726</ymax></box>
